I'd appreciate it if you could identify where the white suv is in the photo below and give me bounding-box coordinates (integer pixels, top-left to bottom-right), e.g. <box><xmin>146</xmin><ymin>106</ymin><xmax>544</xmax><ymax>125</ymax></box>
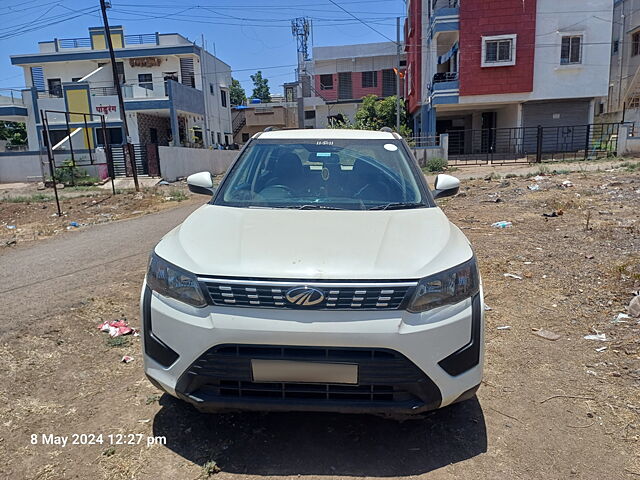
<box><xmin>141</xmin><ymin>129</ymin><xmax>484</xmax><ymax>415</ymax></box>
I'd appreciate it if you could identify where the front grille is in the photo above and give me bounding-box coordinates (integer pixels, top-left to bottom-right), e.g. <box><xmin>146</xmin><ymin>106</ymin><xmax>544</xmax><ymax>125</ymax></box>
<box><xmin>199</xmin><ymin>278</ymin><xmax>415</xmax><ymax>310</ymax></box>
<box><xmin>215</xmin><ymin>381</ymin><xmax>398</xmax><ymax>402</ymax></box>
<box><xmin>176</xmin><ymin>345</ymin><xmax>442</xmax><ymax>410</ymax></box>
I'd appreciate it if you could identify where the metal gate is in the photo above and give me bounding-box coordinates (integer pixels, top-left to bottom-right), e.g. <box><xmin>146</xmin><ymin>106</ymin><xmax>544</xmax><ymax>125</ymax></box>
<box><xmin>111</xmin><ymin>144</ymin><xmax>148</xmax><ymax>177</ymax></box>
<box><xmin>445</xmin><ymin>122</ymin><xmax>631</xmax><ymax>166</ymax></box>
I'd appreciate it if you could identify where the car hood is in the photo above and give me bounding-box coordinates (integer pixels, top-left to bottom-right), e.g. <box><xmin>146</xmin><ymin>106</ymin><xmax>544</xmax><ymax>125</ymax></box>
<box><xmin>155</xmin><ymin>205</ymin><xmax>473</xmax><ymax>280</ymax></box>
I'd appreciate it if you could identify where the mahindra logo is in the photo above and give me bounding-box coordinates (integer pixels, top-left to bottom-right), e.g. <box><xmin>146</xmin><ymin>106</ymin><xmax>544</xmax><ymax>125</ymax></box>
<box><xmin>285</xmin><ymin>287</ymin><xmax>325</xmax><ymax>306</ymax></box>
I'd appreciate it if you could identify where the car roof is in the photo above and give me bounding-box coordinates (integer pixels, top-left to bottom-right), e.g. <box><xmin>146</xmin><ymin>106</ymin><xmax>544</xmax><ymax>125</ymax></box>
<box><xmin>255</xmin><ymin>128</ymin><xmax>399</xmax><ymax>140</ymax></box>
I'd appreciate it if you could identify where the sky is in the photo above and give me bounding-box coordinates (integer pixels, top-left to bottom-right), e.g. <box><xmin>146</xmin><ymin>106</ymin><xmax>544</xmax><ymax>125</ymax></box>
<box><xmin>0</xmin><ymin>0</ymin><xmax>405</xmax><ymax>98</ymax></box>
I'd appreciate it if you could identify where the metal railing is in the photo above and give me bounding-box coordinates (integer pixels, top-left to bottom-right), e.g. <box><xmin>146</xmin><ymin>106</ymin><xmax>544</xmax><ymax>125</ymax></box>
<box><xmin>444</xmin><ymin>122</ymin><xmax>630</xmax><ymax>165</ymax></box>
<box><xmin>433</xmin><ymin>72</ymin><xmax>459</xmax><ymax>84</ymax></box>
<box><xmin>90</xmin><ymin>86</ymin><xmax>118</xmax><ymax>96</ymax></box>
<box><xmin>124</xmin><ymin>34</ymin><xmax>158</xmax><ymax>45</ymax></box>
<box><xmin>58</xmin><ymin>37</ymin><xmax>92</xmax><ymax>49</ymax></box>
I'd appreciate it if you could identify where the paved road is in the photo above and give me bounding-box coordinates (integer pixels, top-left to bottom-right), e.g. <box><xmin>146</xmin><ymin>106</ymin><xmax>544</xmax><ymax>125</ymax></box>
<box><xmin>0</xmin><ymin>203</ymin><xmax>199</xmax><ymax>335</ymax></box>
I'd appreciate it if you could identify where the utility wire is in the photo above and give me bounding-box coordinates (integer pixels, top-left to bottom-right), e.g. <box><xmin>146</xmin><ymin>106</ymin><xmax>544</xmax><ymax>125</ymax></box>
<box><xmin>326</xmin><ymin>0</ymin><xmax>397</xmax><ymax>44</ymax></box>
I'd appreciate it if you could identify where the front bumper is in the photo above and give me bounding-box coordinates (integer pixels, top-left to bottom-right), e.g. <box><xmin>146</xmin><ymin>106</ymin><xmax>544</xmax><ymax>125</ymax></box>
<box><xmin>141</xmin><ymin>283</ymin><xmax>484</xmax><ymax>414</ymax></box>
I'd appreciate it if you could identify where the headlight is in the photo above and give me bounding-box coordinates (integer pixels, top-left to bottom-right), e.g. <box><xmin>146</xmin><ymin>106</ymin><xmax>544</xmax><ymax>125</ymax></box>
<box><xmin>146</xmin><ymin>253</ymin><xmax>206</xmax><ymax>307</ymax></box>
<box><xmin>407</xmin><ymin>257</ymin><xmax>479</xmax><ymax>313</ymax></box>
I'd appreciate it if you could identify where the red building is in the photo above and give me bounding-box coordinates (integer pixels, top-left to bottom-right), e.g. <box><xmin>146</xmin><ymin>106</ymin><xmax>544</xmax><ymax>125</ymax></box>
<box><xmin>405</xmin><ymin>0</ymin><xmax>612</xmax><ymax>142</ymax></box>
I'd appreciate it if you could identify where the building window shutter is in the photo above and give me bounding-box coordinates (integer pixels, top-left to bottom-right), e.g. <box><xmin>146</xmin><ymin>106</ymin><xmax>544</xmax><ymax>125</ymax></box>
<box><xmin>31</xmin><ymin>67</ymin><xmax>45</xmax><ymax>91</ymax></box>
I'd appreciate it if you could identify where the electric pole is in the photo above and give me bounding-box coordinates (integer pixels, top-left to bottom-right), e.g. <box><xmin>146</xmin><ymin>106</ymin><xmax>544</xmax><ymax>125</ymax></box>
<box><xmin>292</xmin><ymin>17</ymin><xmax>312</xmax><ymax>129</ymax></box>
<box><xmin>396</xmin><ymin>16</ymin><xmax>401</xmax><ymax>133</ymax></box>
<box><xmin>99</xmin><ymin>0</ymin><xmax>139</xmax><ymax>191</ymax></box>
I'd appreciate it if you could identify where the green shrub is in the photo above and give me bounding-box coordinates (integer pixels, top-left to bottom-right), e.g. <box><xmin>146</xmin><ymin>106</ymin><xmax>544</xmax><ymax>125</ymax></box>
<box><xmin>424</xmin><ymin>157</ymin><xmax>448</xmax><ymax>172</ymax></box>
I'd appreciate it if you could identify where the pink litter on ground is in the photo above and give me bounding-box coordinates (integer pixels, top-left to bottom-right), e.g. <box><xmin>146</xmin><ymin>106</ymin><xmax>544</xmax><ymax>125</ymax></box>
<box><xmin>98</xmin><ymin>320</ymin><xmax>135</xmax><ymax>337</ymax></box>
<box><xmin>121</xmin><ymin>355</ymin><xmax>134</xmax><ymax>363</ymax></box>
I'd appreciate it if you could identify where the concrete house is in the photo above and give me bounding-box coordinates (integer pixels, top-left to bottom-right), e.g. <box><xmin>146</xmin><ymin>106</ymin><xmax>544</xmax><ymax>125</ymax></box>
<box><xmin>3</xmin><ymin>26</ymin><xmax>233</xmax><ymax>153</ymax></box>
<box><xmin>406</xmin><ymin>0</ymin><xmax>613</xmax><ymax>138</ymax></box>
<box><xmin>601</xmin><ymin>0</ymin><xmax>640</xmax><ymax>125</ymax></box>
<box><xmin>302</xmin><ymin>42</ymin><xmax>405</xmax><ymax>128</ymax></box>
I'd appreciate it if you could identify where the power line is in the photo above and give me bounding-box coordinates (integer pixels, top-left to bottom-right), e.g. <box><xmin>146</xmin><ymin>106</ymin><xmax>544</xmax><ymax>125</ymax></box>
<box><xmin>326</xmin><ymin>0</ymin><xmax>397</xmax><ymax>44</ymax></box>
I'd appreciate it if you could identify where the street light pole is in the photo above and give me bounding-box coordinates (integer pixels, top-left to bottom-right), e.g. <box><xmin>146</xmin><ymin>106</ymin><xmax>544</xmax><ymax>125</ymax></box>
<box><xmin>99</xmin><ymin>0</ymin><xmax>139</xmax><ymax>191</ymax></box>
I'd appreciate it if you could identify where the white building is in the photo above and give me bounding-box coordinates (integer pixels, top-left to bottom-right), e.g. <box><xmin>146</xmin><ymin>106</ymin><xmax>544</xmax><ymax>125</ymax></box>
<box><xmin>2</xmin><ymin>26</ymin><xmax>233</xmax><ymax>153</ymax></box>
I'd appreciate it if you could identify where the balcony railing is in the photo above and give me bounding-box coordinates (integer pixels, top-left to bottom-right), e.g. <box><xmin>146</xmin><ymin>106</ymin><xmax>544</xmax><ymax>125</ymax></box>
<box><xmin>90</xmin><ymin>86</ymin><xmax>118</xmax><ymax>96</ymax></box>
<box><xmin>124</xmin><ymin>34</ymin><xmax>158</xmax><ymax>46</ymax></box>
<box><xmin>58</xmin><ymin>37</ymin><xmax>92</xmax><ymax>49</ymax></box>
<box><xmin>433</xmin><ymin>72</ymin><xmax>459</xmax><ymax>84</ymax></box>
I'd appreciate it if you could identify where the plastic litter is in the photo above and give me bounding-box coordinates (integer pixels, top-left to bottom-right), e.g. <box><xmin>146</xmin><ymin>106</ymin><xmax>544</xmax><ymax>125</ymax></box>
<box><xmin>492</xmin><ymin>221</ymin><xmax>513</xmax><ymax>228</ymax></box>
<box><xmin>533</xmin><ymin>175</ymin><xmax>545</xmax><ymax>181</ymax></box>
<box><xmin>98</xmin><ymin>320</ymin><xmax>134</xmax><ymax>337</ymax></box>
<box><xmin>497</xmin><ymin>326</ymin><xmax>512</xmax><ymax>330</ymax></box>
<box><xmin>534</xmin><ymin>329</ymin><xmax>561</xmax><ymax>341</ymax></box>
<box><xmin>121</xmin><ymin>355</ymin><xmax>134</xmax><ymax>364</ymax></box>
<box><xmin>612</xmin><ymin>313</ymin><xmax>631</xmax><ymax>323</ymax></box>
<box><xmin>504</xmin><ymin>273</ymin><xmax>523</xmax><ymax>280</ymax></box>
<box><xmin>595</xmin><ymin>346</ymin><xmax>608</xmax><ymax>352</ymax></box>
<box><xmin>528</xmin><ymin>184</ymin><xmax>540</xmax><ymax>191</ymax></box>
<box><xmin>69</xmin><ymin>221</ymin><xmax>79</xmax><ymax>228</ymax></box>
<box><xmin>5</xmin><ymin>225</ymin><xmax>16</xmax><ymax>229</ymax></box>
<box><xmin>561</xmin><ymin>180</ymin><xmax>574</xmax><ymax>188</ymax></box>
<box><xmin>584</xmin><ymin>333</ymin><xmax>607</xmax><ymax>342</ymax></box>
<box><xmin>542</xmin><ymin>209</ymin><xmax>564</xmax><ymax>218</ymax></box>
<box><xmin>484</xmin><ymin>304</ymin><xmax>492</xmax><ymax>311</ymax></box>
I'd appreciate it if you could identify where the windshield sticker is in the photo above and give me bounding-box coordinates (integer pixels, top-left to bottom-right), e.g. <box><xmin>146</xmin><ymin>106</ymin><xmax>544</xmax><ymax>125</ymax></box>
<box><xmin>384</xmin><ymin>143</ymin><xmax>398</xmax><ymax>152</ymax></box>
<box><xmin>316</xmin><ymin>152</ymin><xmax>331</xmax><ymax>157</ymax></box>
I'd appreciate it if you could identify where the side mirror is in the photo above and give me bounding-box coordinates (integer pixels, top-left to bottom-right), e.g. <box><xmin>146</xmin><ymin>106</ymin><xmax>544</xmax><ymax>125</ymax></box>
<box><xmin>433</xmin><ymin>174</ymin><xmax>460</xmax><ymax>199</ymax></box>
<box><xmin>187</xmin><ymin>171</ymin><xmax>215</xmax><ymax>196</ymax></box>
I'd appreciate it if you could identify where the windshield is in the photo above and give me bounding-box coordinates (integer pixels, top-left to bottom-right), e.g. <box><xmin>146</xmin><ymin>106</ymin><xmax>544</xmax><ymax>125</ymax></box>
<box><xmin>214</xmin><ymin>139</ymin><xmax>428</xmax><ymax>210</ymax></box>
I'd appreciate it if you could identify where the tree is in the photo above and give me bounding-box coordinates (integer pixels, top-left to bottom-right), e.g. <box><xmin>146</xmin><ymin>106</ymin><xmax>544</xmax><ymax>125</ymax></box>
<box><xmin>331</xmin><ymin>95</ymin><xmax>411</xmax><ymax>137</ymax></box>
<box><xmin>230</xmin><ymin>78</ymin><xmax>246</xmax><ymax>106</ymax></box>
<box><xmin>250</xmin><ymin>70</ymin><xmax>271</xmax><ymax>103</ymax></box>
<box><xmin>0</xmin><ymin>121</ymin><xmax>27</xmax><ymax>145</ymax></box>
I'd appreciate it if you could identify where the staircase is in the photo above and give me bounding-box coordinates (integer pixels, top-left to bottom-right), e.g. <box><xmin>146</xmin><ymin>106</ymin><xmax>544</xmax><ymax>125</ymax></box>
<box><xmin>232</xmin><ymin>109</ymin><xmax>246</xmax><ymax>138</ymax></box>
<box><xmin>622</xmin><ymin>64</ymin><xmax>640</xmax><ymax>110</ymax></box>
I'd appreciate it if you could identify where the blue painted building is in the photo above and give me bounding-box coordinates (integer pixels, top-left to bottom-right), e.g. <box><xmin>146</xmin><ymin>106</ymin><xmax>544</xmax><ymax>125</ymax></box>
<box><xmin>4</xmin><ymin>26</ymin><xmax>233</xmax><ymax>152</ymax></box>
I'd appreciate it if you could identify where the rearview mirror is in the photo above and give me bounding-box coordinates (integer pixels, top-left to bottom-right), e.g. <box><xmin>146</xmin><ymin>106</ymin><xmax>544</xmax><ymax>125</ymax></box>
<box><xmin>433</xmin><ymin>174</ymin><xmax>460</xmax><ymax>199</ymax></box>
<box><xmin>187</xmin><ymin>171</ymin><xmax>215</xmax><ymax>196</ymax></box>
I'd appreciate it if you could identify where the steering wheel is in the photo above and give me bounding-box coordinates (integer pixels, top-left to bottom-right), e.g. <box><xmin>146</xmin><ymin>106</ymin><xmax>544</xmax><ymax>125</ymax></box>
<box><xmin>259</xmin><ymin>184</ymin><xmax>293</xmax><ymax>198</ymax></box>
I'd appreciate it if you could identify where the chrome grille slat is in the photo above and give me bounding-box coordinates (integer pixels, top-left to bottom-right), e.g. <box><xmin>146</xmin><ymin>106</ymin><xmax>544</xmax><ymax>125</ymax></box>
<box><xmin>201</xmin><ymin>278</ymin><xmax>415</xmax><ymax>310</ymax></box>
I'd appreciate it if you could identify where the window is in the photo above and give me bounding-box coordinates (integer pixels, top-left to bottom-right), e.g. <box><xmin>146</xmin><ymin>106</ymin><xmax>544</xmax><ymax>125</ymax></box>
<box><xmin>304</xmin><ymin>110</ymin><xmax>316</xmax><ymax>120</ymax></box>
<box><xmin>47</xmin><ymin>78</ymin><xmax>62</xmax><ymax>97</ymax></box>
<box><xmin>613</xmin><ymin>40</ymin><xmax>619</xmax><ymax>54</ymax></box>
<box><xmin>632</xmin><ymin>32</ymin><xmax>640</xmax><ymax>57</ymax></box>
<box><xmin>629</xmin><ymin>96</ymin><xmax>640</xmax><ymax>108</ymax></box>
<box><xmin>220</xmin><ymin>89</ymin><xmax>227</xmax><ymax>108</ymax></box>
<box><xmin>561</xmin><ymin>35</ymin><xmax>582</xmax><ymax>65</ymax></box>
<box><xmin>482</xmin><ymin>34</ymin><xmax>516</xmax><ymax>67</ymax></box>
<box><xmin>242</xmin><ymin>133</ymin><xmax>250</xmax><ymax>142</ymax></box>
<box><xmin>138</xmin><ymin>73</ymin><xmax>153</xmax><ymax>90</ymax></box>
<box><xmin>362</xmin><ymin>71</ymin><xmax>377</xmax><ymax>88</ymax></box>
<box><xmin>209</xmin><ymin>83</ymin><xmax>214</xmax><ymax>95</ymax></box>
<box><xmin>320</xmin><ymin>74</ymin><xmax>333</xmax><ymax>90</ymax></box>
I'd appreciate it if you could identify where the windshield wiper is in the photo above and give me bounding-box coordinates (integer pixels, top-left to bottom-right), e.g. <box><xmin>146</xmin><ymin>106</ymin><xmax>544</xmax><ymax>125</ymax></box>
<box><xmin>368</xmin><ymin>202</ymin><xmax>425</xmax><ymax>211</ymax></box>
<box><xmin>293</xmin><ymin>204</ymin><xmax>345</xmax><ymax>210</ymax></box>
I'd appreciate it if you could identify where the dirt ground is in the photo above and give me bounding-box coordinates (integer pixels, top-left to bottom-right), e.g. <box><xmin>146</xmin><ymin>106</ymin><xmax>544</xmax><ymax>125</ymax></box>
<box><xmin>1</xmin><ymin>164</ymin><xmax>639</xmax><ymax>479</ymax></box>
<box><xmin>0</xmin><ymin>181</ymin><xmax>200</xmax><ymax>249</ymax></box>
